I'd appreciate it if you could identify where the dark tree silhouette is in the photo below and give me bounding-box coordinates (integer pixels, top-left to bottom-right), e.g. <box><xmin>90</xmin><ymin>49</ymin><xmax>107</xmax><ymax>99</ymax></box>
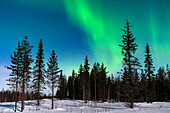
<box><xmin>46</xmin><ymin>50</ymin><xmax>60</xmax><ymax>109</ymax></box>
<box><xmin>144</xmin><ymin>43</ymin><xmax>155</xmax><ymax>103</ymax></box>
<box><xmin>32</xmin><ymin>39</ymin><xmax>46</xmax><ymax>105</ymax></box>
<box><xmin>20</xmin><ymin>36</ymin><xmax>33</xmax><ymax>112</ymax></box>
<box><xmin>119</xmin><ymin>20</ymin><xmax>141</xmax><ymax>108</ymax></box>
<box><xmin>6</xmin><ymin>41</ymin><xmax>22</xmax><ymax>112</ymax></box>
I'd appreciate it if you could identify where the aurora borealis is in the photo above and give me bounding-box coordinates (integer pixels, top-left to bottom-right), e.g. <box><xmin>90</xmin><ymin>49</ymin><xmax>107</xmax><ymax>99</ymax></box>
<box><xmin>0</xmin><ymin>0</ymin><xmax>170</xmax><ymax>90</ymax></box>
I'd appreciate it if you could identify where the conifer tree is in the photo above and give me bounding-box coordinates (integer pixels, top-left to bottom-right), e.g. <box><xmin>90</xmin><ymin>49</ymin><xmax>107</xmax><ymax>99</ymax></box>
<box><xmin>144</xmin><ymin>43</ymin><xmax>155</xmax><ymax>103</ymax></box>
<box><xmin>119</xmin><ymin>20</ymin><xmax>141</xmax><ymax>108</ymax></box>
<box><xmin>57</xmin><ymin>70</ymin><xmax>67</xmax><ymax>99</ymax></box>
<box><xmin>156</xmin><ymin>67</ymin><xmax>166</xmax><ymax>101</ymax></box>
<box><xmin>20</xmin><ymin>36</ymin><xmax>33</xmax><ymax>112</ymax></box>
<box><xmin>90</xmin><ymin>63</ymin><xmax>98</xmax><ymax>104</ymax></box>
<box><xmin>98</xmin><ymin>63</ymin><xmax>107</xmax><ymax>102</ymax></box>
<box><xmin>6</xmin><ymin>41</ymin><xmax>22</xmax><ymax>112</ymax></box>
<box><xmin>32</xmin><ymin>39</ymin><xmax>46</xmax><ymax>105</ymax></box>
<box><xmin>83</xmin><ymin>56</ymin><xmax>90</xmax><ymax>102</ymax></box>
<box><xmin>140</xmin><ymin>69</ymin><xmax>147</xmax><ymax>101</ymax></box>
<box><xmin>72</xmin><ymin>70</ymin><xmax>75</xmax><ymax>99</ymax></box>
<box><xmin>78</xmin><ymin>64</ymin><xmax>84</xmax><ymax>100</ymax></box>
<box><xmin>46</xmin><ymin>50</ymin><xmax>60</xmax><ymax>109</ymax></box>
<box><xmin>166</xmin><ymin>64</ymin><xmax>170</xmax><ymax>100</ymax></box>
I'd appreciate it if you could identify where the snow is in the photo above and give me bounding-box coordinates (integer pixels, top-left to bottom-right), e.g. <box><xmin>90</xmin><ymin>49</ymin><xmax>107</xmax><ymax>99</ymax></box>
<box><xmin>0</xmin><ymin>99</ymin><xmax>170</xmax><ymax>113</ymax></box>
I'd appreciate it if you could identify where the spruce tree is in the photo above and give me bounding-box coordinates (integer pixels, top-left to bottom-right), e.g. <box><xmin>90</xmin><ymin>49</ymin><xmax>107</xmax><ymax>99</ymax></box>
<box><xmin>78</xmin><ymin>64</ymin><xmax>84</xmax><ymax>100</ymax></box>
<box><xmin>119</xmin><ymin>20</ymin><xmax>141</xmax><ymax>108</ymax></box>
<box><xmin>46</xmin><ymin>50</ymin><xmax>60</xmax><ymax>109</ymax></box>
<box><xmin>140</xmin><ymin>69</ymin><xmax>147</xmax><ymax>101</ymax></box>
<box><xmin>57</xmin><ymin>70</ymin><xmax>67</xmax><ymax>100</ymax></box>
<box><xmin>166</xmin><ymin>64</ymin><xmax>170</xmax><ymax>100</ymax></box>
<box><xmin>20</xmin><ymin>36</ymin><xmax>33</xmax><ymax>112</ymax></box>
<box><xmin>98</xmin><ymin>63</ymin><xmax>107</xmax><ymax>102</ymax></box>
<box><xmin>144</xmin><ymin>43</ymin><xmax>155</xmax><ymax>103</ymax></box>
<box><xmin>83</xmin><ymin>56</ymin><xmax>90</xmax><ymax>102</ymax></box>
<box><xmin>72</xmin><ymin>69</ymin><xmax>75</xmax><ymax>99</ymax></box>
<box><xmin>156</xmin><ymin>67</ymin><xmax>166</xmax><ymax>101</ymax></box>
<box><xmin>32</xmin><ymin>39</ymin><xmax>46</xmax><ymax>105</ymax></box>
<box><xmin>6</xmin><ymin>41</ymin><xmax>22</xmax><ymax>112</ymax></box>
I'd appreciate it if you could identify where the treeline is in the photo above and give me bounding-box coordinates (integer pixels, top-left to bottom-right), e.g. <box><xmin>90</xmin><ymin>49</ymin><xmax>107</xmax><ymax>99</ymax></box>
<box><xmin>0</xmin><ymin>89</ymin><xmax>46</xmax><ymax>102</ymax></box>
<box><xmin>2</xmin><ymin>20</ymin><xmax>170</xmax><ymax>111</ymax></box>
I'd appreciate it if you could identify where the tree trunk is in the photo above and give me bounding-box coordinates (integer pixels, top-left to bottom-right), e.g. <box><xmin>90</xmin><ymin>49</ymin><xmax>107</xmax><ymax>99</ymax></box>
<box><xmin>37</xmin><ymin>73</ymin><xmax>40</xmax><ymax>106</ymax></box>
<box><xmin>83</xmin><ymin>77</ymin><xmax>85</xmax><ymax>101</ymax></box>
<box><xmin>52</xmin><ymin>74</ymin><xmax>54</xmax><ymax>109</ymax></box>
<box><xmin>21</xmin><ymin>73</ymin><xmax>25</xmax><ymax>112</ymax></box>
<box><xmin>94</xmin><ymin>71</ymin><xmax>96</xmax><ymax>106</ymax></box>
<box><xmin>73</xmin><ymin>75</ymin><xmax>75</xmax><ymax>100</ymax></box>
<box><xmin>15</xmin><ymin>76</ymin><xmax>18</xmax><ymax>112</ymax></box>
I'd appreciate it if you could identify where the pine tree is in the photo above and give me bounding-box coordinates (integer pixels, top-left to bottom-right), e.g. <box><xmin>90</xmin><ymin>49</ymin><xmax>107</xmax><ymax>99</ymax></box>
<box><xmin>90</xmin><ymin>63</ymin><xmax>98</xmax><ymax>104</ymax></box>
<box><xmin>83</xmin><ymin>56</ymin><xmax>90</xmax><ymax>102</ymax></box>
<box><xmin>140</xmin><ymin>69</ymin><xmax>147</xmax><ymax>101</ymax></box>
<box><xmin>57</xmin><ymin>70</ymin><xmax>67</xmax><ymax>100</ymax></box>
<box><xmin>78</xmin><ymin>64</ymin><xmax>84</xmax><ymax>100</ymax></box>
<box><xmin>32</xmin><ymin>39</ymin><xmax>46</xmax><ymax>105</ymax></box>
<box><xmin>166</xmin><ymin>64</ymin><xmax>170</xmax><ymax>100</ymax></box>
<box><xmin>98</xmin><ymin>63</ymin><xmax>107</xmax><ymax>102</ymax></box>
<box><xmin>119</xmin><ymin>20</ymin><xmax>141</xmax><ymax>108</ymax></box>
<box><xmin>72</xmin><ymin>70</ymin><xmax>75</xmax><ymax>99</ymax></box>
<box><xmin>6</xmin><ymin>41</ymin><xmax>22</xmax><ymax>112</ymax></box>
<box><xmin>156</xmin><ymin>67</ymin><xmax>166</xmax><ymax>101</ymax></box>
<box><xmin>67</xmin><ymin>76</ymin><xmax>73</xmax><ymax>99</ymax></box>
<box><xmin>46</xmin><ymin>50</ymin><xmax>60</xmax><ymax>109</ymax></box>
<box><xmin>20</xmin><ymin>36</ymin><xmax>33</xmax><ymax>112</ymax></box>
<box><xmin>144</xmin><ymin>43</ymin><xmax>155</xmax><ymax>103</ymax></box>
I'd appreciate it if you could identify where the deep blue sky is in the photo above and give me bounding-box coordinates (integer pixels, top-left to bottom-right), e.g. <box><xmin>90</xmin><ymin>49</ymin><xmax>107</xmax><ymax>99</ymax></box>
<box><xmin>0</xmin><ymin>0</ymin><xmax>170</xmax><ymax>90</ymax></box>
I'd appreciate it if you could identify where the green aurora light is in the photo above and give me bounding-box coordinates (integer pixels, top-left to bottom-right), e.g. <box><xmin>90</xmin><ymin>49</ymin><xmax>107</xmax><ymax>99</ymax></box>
<box><xmin>9</xmin><ymin>0</ymin><xmax>170</xmax><ymax>74</ymax></box>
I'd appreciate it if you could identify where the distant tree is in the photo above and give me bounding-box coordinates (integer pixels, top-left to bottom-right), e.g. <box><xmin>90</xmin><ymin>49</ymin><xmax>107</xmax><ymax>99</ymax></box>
<box><xmin>144</xmin><ymin>43</ymin><xmax>155</xmax><ymax>103</ymax></box>
<box><xmin>72</xmin><ymin>70</ymin><xmax>75</xmax><ymax>99</ymax></box>
<box><xmin>98</xmin><ymin>63</ymin><xmax>107</xmax><ymax>102</ymax></box>
<box><xmin>46</xmin><ymin>50</ymin><xmax>60</xmax><ymax>109</ymax></box>
<box><xmin>20</xmin><ymin>36</ymin><xmax>33</xmax><ymax>112</ymax></box>
<box><xmin>67</xmin><ymin>76</ymin><xmax>73</xmax><ymax>99</ymax></box>
<box><xmin>119</xmin><ymin>20</ymin><xmax>141</xmax><ymax>108</ymax></box>
<box><xmin>166</xmin><ymin>64</ymin><xmax>170</xmax><ymax>100</ymax></box>
<box><xmin>156</xmin><ymin>67</ymin><xmax>166</xmax><ymax>101</ymax></box>
<box><xmin>140</xmin><ymin>69</ymin><xmax>147</xmax><ymax>101</ymax></box>
<box><xmin>32</xmin><ymin>39</ymin><xmax>46</xmax><ymax>105</ymax></box>
<box><xmin>6</xmin><ymin>41</ymin><xmax>22</xmax><ymax>112</ymax></box>
<box><xmin>57</xmin><ymin>70</ymin><xmax>67</xmax><ymax>100</ymax></box>
<box><xmin>77</xmin><ymin>64</ymin><xmax>84</xmax><ymax>99</ymax></box>
<box><xmin>90</xmin><ymin>63</ymin><xmax>98</xmax><ymax>104</ymax></box>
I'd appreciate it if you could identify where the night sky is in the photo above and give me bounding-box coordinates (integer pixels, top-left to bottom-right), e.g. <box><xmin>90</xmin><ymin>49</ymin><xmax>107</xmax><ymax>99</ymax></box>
<box><xmin>0</xmin><ymin>0</ymin><xmax>170</xmax><ymax>90</ymax></box>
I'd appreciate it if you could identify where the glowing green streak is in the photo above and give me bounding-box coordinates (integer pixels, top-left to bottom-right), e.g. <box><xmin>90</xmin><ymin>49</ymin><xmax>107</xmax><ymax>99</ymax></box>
<box><xmin>64</xmin><ymin>0</ymin><xmax>122</xmax><ymax>73</ymax></box>
<box><xmin>150</xmin><ymin>14</ymin><xmax>158</xmax><ymax>46</ymax></box>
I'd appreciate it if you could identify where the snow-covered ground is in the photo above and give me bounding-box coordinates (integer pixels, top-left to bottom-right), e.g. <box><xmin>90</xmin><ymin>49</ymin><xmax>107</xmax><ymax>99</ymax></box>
<box><xmin>0</xmin><ymin>99</ymin><xmax>170</xmax><ymax>113</ymax></box>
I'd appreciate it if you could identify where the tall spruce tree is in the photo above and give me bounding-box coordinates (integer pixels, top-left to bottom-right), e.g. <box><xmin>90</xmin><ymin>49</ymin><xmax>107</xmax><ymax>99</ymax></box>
<box><xmin>144</xmin><ymin>43</ymin><xmax>155</xmax><ymax>103</ymax></box>
<box><xmin>20</xmin><ymin>36</ymin><xmax>33</xmax><ymax>112</ymax></box>
<box><xmin>6</xmin><ymin>41</ymin><xmax>22</xmax><ymax>112</ymax></box>
<box><xmin>46</xmin><ymin>50</ymin><xmax>60</xmax><ymax>109</ymax></box>
<box><xmin>119</xmin><ymin>20</ymin><xmax>141</xmax><ymax>108</ymax></box>
<box><xmin>83</xmin><ymin>56</ymin><xmax>90</xmax><ymax>102</ymax></box>
<box><xmin>32</xmin><ymin>39</ymin><xmax>46</xmax><ymax>105</ymax></box>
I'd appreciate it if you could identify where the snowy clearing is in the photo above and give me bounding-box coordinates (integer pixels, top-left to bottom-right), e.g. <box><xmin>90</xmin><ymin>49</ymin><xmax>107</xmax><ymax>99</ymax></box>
<box><xmin>0</xmin><ymin>99</ymin><xmax>170</xmax><ymax>113</ymax></box>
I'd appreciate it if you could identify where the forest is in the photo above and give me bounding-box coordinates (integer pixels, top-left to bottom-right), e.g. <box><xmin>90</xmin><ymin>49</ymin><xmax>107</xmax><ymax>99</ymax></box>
<box><xmin>0</xmin><ymin>20</ymin><xmax>170</xmax><ymax>112</ymax></box>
